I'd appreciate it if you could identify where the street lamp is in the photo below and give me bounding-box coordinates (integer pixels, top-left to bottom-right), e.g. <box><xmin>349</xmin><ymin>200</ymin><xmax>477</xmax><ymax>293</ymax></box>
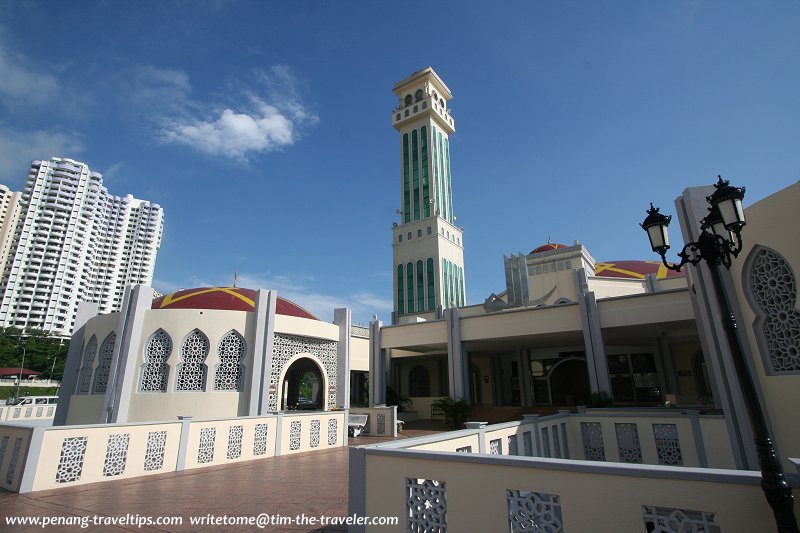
<box><xmin>14</xmin><ymin>345</ymin><xmax>26</xmax><ymax>400</ymax></box>
<box><xmin>641</xmin><ymin>176</ymin><xmax>798</xmax><ymax>532</ymax></box>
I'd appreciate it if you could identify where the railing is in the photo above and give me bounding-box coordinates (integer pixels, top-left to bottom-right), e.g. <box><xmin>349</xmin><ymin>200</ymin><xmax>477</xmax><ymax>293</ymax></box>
<box><xmin>0</xmin><ymin>404</ymin><xmax>57</xmax><ymax>422</ymax></box>
<box><xmin>348</xmin><ymin>410</ymin><xmax>797</xmax><ymax>532</ymax></box>
<box><xmin>0</xmin><ymin>410</ymin><xmax>346</xmax><ymax>493</ymax></box>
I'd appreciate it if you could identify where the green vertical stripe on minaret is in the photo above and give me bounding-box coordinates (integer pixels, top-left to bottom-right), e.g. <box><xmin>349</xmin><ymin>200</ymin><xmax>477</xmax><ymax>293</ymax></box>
<box><xmin>445</xmin><ymin>138</ymin><xmax>453</xmax><ymax>223</ymax></box>
<box><xmin>416</xmin><ymin>259</ymin><xmax>424</xmax><ymax>312</ymax></box>
<box><xmin>412</xmin><ymin>130</ymin><xmax>420</xmax><ymax>221</ymax></box>
<box><xmin>421</xmin><ymin>127</ymin><xmax>430</xmax><ymax>217</ymax></box>
<box><xmin>427</xmin><ymin>258</ymin><xmax>435</xmax><ymax>310</ymax></box>
<box><xmin>459</xmin><ymin>266</ymin><xmax>465</xmax><ymax>306</ymax></box>
<box><xmin>397</xmin><ymin>264</ymin><xmax>404</xmax><ymax>314</ymax></box>
<box><xmin>406</xmin><ymin>261</ymin><xmax>415</xmax><ymax>313</ymax></box>
<box><xmin>432</xmin><ymin>126</ymin><xmax>440</xmax><ymax>216</ymax></box>
<box><xmin>442</xmin><ymin>258</ymin><xmax>448</xmax><ymax>309</ymax></box>
<box><xmin>403</xmin><ymin>134</ymin><xmax>410</xmax><ymax>224</ymax></box>
<box><xmin>438</xmin><ymin>132</ymin><xmax>446</xmax><ymax>220</ymax></box>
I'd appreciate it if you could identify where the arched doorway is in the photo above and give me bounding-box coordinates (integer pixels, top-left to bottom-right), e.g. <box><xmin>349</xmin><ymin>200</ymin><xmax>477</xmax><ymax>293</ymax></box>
<box><xmin>281</xmin><ymin>357</ymin><xmax>324</xmax><ymax>410</ymax></box>
<box><xmin>549</xmin><ymin>358</ymin><xmax>590</xmax><ymax>406</ymax></box>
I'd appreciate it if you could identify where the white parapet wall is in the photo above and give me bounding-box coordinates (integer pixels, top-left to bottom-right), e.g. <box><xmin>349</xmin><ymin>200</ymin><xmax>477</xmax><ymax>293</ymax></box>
<box><xmin>0</xmin><ymin>409</ymin><xmax>347</xmax><ymax>493</ymax></box>
<box><xmin>349</xmin><ymin>406</ymin><xmax>398</xmax><ymax>437</ymax></box>
<box><xmin>0</xmin><ymin>404</ymin><xmax>57</xmax><ymax>422</ymax></box>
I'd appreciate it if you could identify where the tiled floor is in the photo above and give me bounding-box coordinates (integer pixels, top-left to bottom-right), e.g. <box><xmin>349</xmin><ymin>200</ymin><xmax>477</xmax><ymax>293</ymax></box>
<box><xmin>0</xmin><ymin>423</ymin><xmax>444</xmax><ymax>533</ymax></box>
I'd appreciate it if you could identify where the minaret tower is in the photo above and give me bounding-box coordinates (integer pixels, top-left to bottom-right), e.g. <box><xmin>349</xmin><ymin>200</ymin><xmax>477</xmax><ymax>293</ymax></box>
<box><xmin>391</xmin><ymin>67</ymin><xmax>465</xmax><ymax>322</ymax></box>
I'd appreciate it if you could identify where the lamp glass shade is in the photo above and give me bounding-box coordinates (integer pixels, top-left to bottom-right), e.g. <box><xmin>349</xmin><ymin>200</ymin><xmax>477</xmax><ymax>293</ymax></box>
<box><xmin>717</xmin><ymin>196</ymin><xmax>745</xmax><ymax>229</ymax></box>
<box><xmin>646</xmin><ymin>223</ymin><xmax>670</xmax><ymax>252</ymax></box>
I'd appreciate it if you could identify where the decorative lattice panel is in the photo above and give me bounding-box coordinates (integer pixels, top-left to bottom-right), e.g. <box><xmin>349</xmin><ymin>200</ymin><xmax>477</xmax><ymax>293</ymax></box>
<box><xmin>47</xmin><ymin>406</ymin><xmax>54</xmax><ymax>417</ymax></box>
<box><xmin>214</xmin><ymin>330</ymin><xmax>245</xmax><ymax>391</ymax></box>
<box><xmin>553</xmin><ymin>429</ymin><xmax>561</xmax><ymax>458</ymax></box>
<box><xmin>56</xmin><ymin>437</ymin><xmax>88</xmax><ymax>483</ymax></box>
<box><xmin>523</xmin><ymin>431</ymin><xmax>533</xmax><ymax>457</ymax></box>
<box><xmin>25</xmin><ymin>407</ymin><xmax>32</xmax><ymax>418</ymax></box>
<box><xmin>254</xmin><ymin>424</ymin><xmax>268</xmax><ymax>455</ymax></box>
<box><xmin>144</xmin><ymin>431</ymin><xmax>167</xmax><ymax>471</ymax></box>
<box><xmin>197</xmin><ymin>428</ymin><xmax>216</xmax><ymax>464</ymax></box>
<box><xmin>456</xmin><ymin>446</ymin><xmax>472</xmax><ymax>453</ymax></box>
<box><xmin>11</xmin><ymin>408</ymin><xmax>20</xmax><ymax>419</ymax></box>
<box><xmin>6</xmin><ymin>438</ymin><xmax>22</xmax><ymax>485</ymax></box>
<box><xmin>508</xmin><ymin>489</ymin><xmax>563</xmax><ymax>533</ymax></box>
<box><xmin>227</xmin><ymin>425</ymin><xmax>243</xmax><ymax>459</ymax></box>
<box><xmin>653</xmin><ymin>424</ymin><xmax>683</xmax><ymax>465</ymax></box>
<box><xmin>289</xmin><ymin>421</ymin><xmax>301</xmax><ymax>450</ymax></box>
<box><xmin>407</xmin><ymin>478</ymin><xmax>447</xmax><ymax>532</ymax></box>
<box><xmin>490</xmin><ymin>438</ymin><xmax>502</xmax><ymax>455</ymax></box>
<box><xmin>140</xmin><ymin>329</ymin><xmax>172</xmax><ymax>392</ymax></box>
<box><xmin>327</xmin><ymin>419</ymin><xmax>337</xmax><ymax>445</ymax></box>
<box><xmin>76</xmin><ymin>335</ymin><xmax>97</xmax><ymax>394</ymax></box>
<box><xmin>177</xmin><ymin>330</ymin><xmax>210</xmax><ymax>391</ymax></box>
<box><xmin>642</xmin><ymin>505</ymin><xmax>720</xmax><ymax>533</ymax></box>
<box><xmin>615</xmin><ymin>423</ymin><xmax>642</xmax><ymax>463</ymax></box>
<box><xmin>508</xmin><ymin>435</ymin><xmax>518</xmax><ymax>456</ymax></box>
<box><xmin>36</xmin><ymin>406</ymin><xmax>43</xmax><ymax>417</ymax></box>
<box><xmin>377</xmin><ymin>413</ymin><xmax>386</xmax><ymax>435</ymax></box>
<box><xmin>310</xmin><ymin>420</ymin><xmax>320</xmax><ymax>448</ymax></box>
<box><xmin>748</xmin><ymin>248</ymin><xmax>800</xmax><ymax>372</ymax></box>
<box><xmin>0</xmin><ymin>436</ymin><xmax>8</xmax><ymax>467</ymax></box>
<box><xmin>92</xmin><ymin>333</ymin><xmax>116</xmax><ymax>394</ymax></box>
<box><xmin>581</xmin><ymin>422</ymin><xmax>605</xmax><ymax>461</ymax></box>
<box><xmin>541</xmin><ymin>427</ymin><xmax>551</xmax><ymax>457</ymax></box>
<box><xmin>102</xmin><ymin>433</ymin><xmax>130</xmax><ymax>477</ymax></box>
<box><xmin>268</xmin><ymin>333</ymin><xmax>338</xmax><ymax>411</ymax></box>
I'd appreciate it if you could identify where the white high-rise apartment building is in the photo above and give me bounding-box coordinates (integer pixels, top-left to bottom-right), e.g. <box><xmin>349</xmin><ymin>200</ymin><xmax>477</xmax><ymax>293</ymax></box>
<box><xmin>0</xmin><ymin>185</ymin><xmax>22</xmax><ymax>280</ymax></box>
<box><xmin>0</xmin><ymin>157</ymin><xmax>164</xmax><ymax>335</ymax></box>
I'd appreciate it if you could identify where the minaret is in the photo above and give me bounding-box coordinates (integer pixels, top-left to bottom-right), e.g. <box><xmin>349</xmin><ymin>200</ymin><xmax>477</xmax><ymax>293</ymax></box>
<box><xmin>391</xmin><ymin>67</ymin><xmax>465</xmax><ymax>322</ymax></box>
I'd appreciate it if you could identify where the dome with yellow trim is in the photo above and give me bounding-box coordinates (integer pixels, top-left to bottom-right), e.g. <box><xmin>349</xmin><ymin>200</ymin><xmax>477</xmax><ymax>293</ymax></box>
<box><xmin>593</xmin><ymin>260</ymin><xmax>683</xmax><ymax>280</ymax></box>
<box><xmin>531</xmin><ymin>242</ymin><xmax>569</xmax><ymax>254</ymax></box>
<box><xmin>151</xmin><ymin>287</ymin><xmax>319</xmax><ymax>320</ymax></box>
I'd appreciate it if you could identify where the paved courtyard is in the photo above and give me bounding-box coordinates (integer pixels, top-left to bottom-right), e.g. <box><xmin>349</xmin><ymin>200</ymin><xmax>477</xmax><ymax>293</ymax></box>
<box><xmin>0</xmin><ymin>423</ymin><xmax>445</xmax><ymax>533</ymax></box>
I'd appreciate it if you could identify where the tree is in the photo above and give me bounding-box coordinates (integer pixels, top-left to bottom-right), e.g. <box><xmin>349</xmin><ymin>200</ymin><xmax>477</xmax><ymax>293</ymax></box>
<box><xmin>0</xmin><ymin>327</ymin><xmax>69</xmax><ymax>380</ymax></box>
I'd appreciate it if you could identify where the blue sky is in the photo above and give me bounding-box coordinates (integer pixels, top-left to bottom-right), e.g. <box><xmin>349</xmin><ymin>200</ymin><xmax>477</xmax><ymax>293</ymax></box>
<box><xmin>1</xmin><ymin>1</ymin><xmax>798</xmax><ymax>324</ymax></box>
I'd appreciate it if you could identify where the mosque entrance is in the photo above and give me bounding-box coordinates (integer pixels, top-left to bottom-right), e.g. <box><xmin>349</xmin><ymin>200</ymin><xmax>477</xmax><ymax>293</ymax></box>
<box><xmin>282</xmin><ymin>357</ymin><xmax>324</xmax><ymax>410</ymax></box>
<box><xmin>548</xmin><ymin>358</ymin><xmax>590</xmax><ymax>405</ymax></box>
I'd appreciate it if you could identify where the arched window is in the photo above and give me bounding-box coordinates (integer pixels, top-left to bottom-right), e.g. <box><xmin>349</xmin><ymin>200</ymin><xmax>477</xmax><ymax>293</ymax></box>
<box><xmin>415</xmin><ymin>89</ymin><xmax>423</xmax><ymax>101</ymax></box>
<box><xmin>408</xmin><ymin>232</ymin><xmax>412</xmax><ymax>240</ymax></box>
<box><xmin>397</xmin><ymin>264</ymin><xmax>405</xmax><ymax>314</ymax></box>
<box><xmin>417</xmin><ymin>229</ymin><xmax>422</xmax><ymax>238</ymax></box>
<box><xmin>92</xmin><ymin>333</ymin><xmax>116</xmax><ymax>394</ymax></box>
<box><xmin>422</xmin><ymin>101</ymin><xmax>427</xmax><ymax>109</ymax></box>
<box><xmin>421</xmin><ymin>126</ymin><xmax>430</xmax><ymax>216</ymax></box>
<box><xmin>409</xmin><ymin>365</ymin><xmax>430</xmax><ymax>396</ymax></box>
<box><xmin>403</xmin><ymin>134</ymin><xmax>410</xmax><ymax>223</ymax></box>
<box><xmin>396</xmin><ymin>113</ymin><xmax>401</xmax><ymax>121</ymax></box>
<box><xmin>214</xmin><ymin>330</ymin><xmax>246</xmax><ymax>391</ymax></box>
<box><xmin>140</xmin><ymin>329</ymin><xmax>172</xmax><ymax>392</ymax></box>
<box><xmin>176</xmin><ymin>329</ymin><xmax>210</xmax><ymax>391</ymax></box>
<box><xmin>417</xmin><ymin>259</ymin><xmax>425</xmax><ymax>312</ymax></box>
<box><xmin>427</xmin><ymin>226</ymin><xmax>432</xmax><ymax>235</ymax></box>
<box><xmin>413</xmin><ymin>105</ymin><xmax>418</xmax><ymax>113</ymax></box>
<box><xmin>398</xmin><ymin>234</ymin><xmax>403</xmax><ymax>242</ymax></box>
<box><xmin>746</xmin><ymin>246</ymin><xmax>800</xmax><ymax>373</ymax></box>
<box><xmin>76</xmin><ymin>335</ymin><xmax>97</xmax><ymax>394</ymax></box>
<box><xmin>427</xmin><ymin>258</ymin><xmax>435</xmax><ymax>310</ymax></box>
<box><xmin>407</xmin><ymin>262</ymin><xmax>415</xmax><ymax>313</ymax></box>
<box><xmin>404</xmin><ymin>94</ymin><xmax>413</xmax><ymax>106</ymax></box>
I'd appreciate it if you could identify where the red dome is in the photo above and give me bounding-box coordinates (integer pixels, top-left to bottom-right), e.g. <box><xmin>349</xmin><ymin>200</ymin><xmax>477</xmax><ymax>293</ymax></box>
<box><xmin>152</xmin><ymin>287</ymin><xmax>319</xmax><ymax>320</ymax></box>
<box><xmin>594</xmin><ymin>260</ymin><xmax>684</xmax><ymax>280</ymax></box>
<box><xmin>531</xmin><ymin>242</ymin><xmax>569</xmax><ymax>254</ymax></box>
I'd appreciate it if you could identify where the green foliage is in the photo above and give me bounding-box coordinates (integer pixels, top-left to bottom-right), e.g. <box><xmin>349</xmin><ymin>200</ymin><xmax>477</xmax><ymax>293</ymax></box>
<box><xmin>587</xmin><ymin>391</ymin><xmax>614</xmax><ymax>408</ymax></box>
<box><xmin>386</xmin><ymin>386</ymin><xmax>412</xmax><ymax>411</ymax></box>
<box><xmin>0</xmin><ymin>327</ymin><xmax>69</xmax><ymax>380</ymax></box>
<box><xmin>431</xmin><ymin>397</ymin><xmax>472</xmax><ymax>428</ymax></box>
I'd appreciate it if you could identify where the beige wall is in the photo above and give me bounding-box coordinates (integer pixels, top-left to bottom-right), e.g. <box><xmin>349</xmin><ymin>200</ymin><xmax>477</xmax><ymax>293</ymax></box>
<box><xmin>729</xmin><ymin>181</ymin><xmax>800</xmax><ymax>467</ymax></box>
<box><xmin>350</xmin><ymin>336</ymin><xmax>370</xmax><ymax>372</ymax></box>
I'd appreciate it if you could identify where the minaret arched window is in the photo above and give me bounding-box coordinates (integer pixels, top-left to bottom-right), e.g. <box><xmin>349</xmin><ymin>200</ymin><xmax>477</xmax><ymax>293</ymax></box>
<box><xmin>404</xmin><ymin>94</ymin><xmax>413</xmax><ymax>106</ymax></box>
<box><xmin>140</xmin><ymin>329</ymin><xmax>172</xmax><ymax>392</ymax></box>
<box><xmin>397</xmin><ymin>264</ymin><xmax>405</xmax><ymax>314</ymax></box>
<box><xmin>76</xmin><ymin>335</ymin><xmax>97</xmax><ymax>394</ymax></box>
<box><xmin>176</xmin><ymin>329</ymin><xmax>210</xmax><ymax>391</ymax></box>
<box><xmin>417</xmin><ymin>259</ymin><xmax>425</xmax><ymax>312</ymax></box>
<box><xmin>414</xmin><ymin>89</ymin><xmax>423</xmax><ymax>102</ymax></box>
<box><xmin>92</xmin><ymin>333</ymin><xmax>116</xmax><ymax>394</ymax></box>
<box><xmin>407</xmin><ymin>262</ymin><xmax>415</xmax><ymax>313</ymax></box>
<box><xmin>427</xmin><ymin>258</ymin><xmax>435</xmax><ymax>310</ymax></box>
<box><xmin>214</xmin><ymin>330</ymin><xmax>246</xmax><ymax>391</ymax></box>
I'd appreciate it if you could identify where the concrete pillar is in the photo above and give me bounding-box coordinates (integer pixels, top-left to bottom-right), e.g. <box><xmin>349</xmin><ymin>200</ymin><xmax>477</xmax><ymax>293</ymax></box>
<box><xmin>251</xmin><ymin>290</ymin><xmax>277</xmax><ymax>415</ymax></box>
<box><xmin>106</xmin><ymin>284</ymin><xmax>153</xmax><ymax>423</ymax></box>
<box><xmin>53</xmin><ymin>300</ymin><xmax>98</xmax><ymax>426</ymax></box>
<box><xmin>575</xmin><ymin>269</ymin><xmax>611</xmax><ymax>396</ymax></box>
<box><xmin>368</xmin><ymin>319</ymin><xmax>385</xmax><ymax>406</ymax></box>
<box><xmin>334</xmin><ymin>308</ymin><xmax>352</xmax><ymax>408</ymax></box>
<box><xmin>446</xmin><ymin>307</ymin><xmax>468</xmax><ymax>400</ymax></box>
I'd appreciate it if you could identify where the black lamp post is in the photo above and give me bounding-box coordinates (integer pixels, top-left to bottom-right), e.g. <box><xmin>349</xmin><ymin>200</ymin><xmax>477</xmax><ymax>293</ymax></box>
<box><xmin>642</xmin><ymin>176</ymin><xmax>797</xmax><ymax>532</ymax></box>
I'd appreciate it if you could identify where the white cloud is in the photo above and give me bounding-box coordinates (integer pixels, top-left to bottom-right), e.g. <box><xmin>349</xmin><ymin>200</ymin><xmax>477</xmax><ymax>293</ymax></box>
<box><xmin>135</xmin><ymin>65</ymin><xmax>319</xmax><ymax>161</ymax></box>
<box><xmin>0</xmin><ymin>126</ymin><xmax>84</xmax><ymax>180</ymax></box>
<box><xmin>0</xmin><ymin>46</ymin><xmax>58</xmax><ymax>109</ymax></box>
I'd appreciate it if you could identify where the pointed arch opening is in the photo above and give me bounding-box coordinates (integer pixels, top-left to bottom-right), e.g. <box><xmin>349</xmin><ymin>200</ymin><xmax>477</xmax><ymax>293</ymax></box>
<box><xmin>140</xmin><ymin>329</ymin><xmax>172</xmax><ymax>392</ymax></box>
<box><xmin>176</xmin><ymin>329</ymin><xmax>210</xmax><ymax>392</ymax></box>
<box><xmin>214</xmin><ymin>330</ymin><xmax>246</xmax><ymax>391</ymax></box>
